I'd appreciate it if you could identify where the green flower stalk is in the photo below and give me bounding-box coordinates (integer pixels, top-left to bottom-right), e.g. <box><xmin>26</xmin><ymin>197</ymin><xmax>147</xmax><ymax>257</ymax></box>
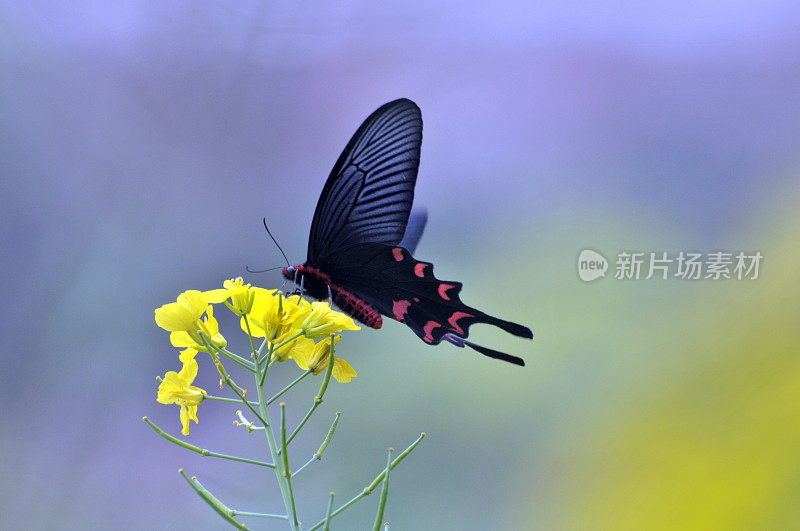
<box><xmin>148</xmin><ymin>278</ymin><xmax>425</xmax><ymax>528</ymax></box>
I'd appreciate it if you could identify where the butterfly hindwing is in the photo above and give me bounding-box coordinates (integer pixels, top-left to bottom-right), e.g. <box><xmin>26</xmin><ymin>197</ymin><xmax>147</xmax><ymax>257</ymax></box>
<box><xmin>321</xmin><ymin>243</ymin><xmax>532</xmax><ymax>345</ymax></box>
<box><xmin>307</xmin><ymin>99</ymin><xmax>422</xmax><ymax>263</ymax></box>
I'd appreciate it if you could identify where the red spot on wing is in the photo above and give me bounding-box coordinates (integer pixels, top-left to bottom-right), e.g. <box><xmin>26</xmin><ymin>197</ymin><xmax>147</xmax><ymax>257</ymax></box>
<box><xmin>392</xmin><ymin>247</ymin><xmax>404</xmax><ymax>261</ymax></box>
<box><xmin>414</xmin><ymin>263</ymin><xmax>428</xmax><ymax>277</ymax></box>
<box><xmin>392</xmin><ymin>300</ymin><xmax>411</xmax><ymax>321</ymax></box>
<box><xmin>422</xmin><ymin>321</ymin><xmax>442</xmax><ymax>343</ymax></box>
<box><xmin>413</xmin><ymin>297</ymin><xmax>420</xmax><ymax>302</ymax></box>
<box><xmin>447</xmin><ymin>311</ymin><xmax>473</xmax><ymax>335</ymax></box>
<box><xmin>438</xmin><ymin>283</ymin><xmax>456</xmax><ymax>300</ymax></box>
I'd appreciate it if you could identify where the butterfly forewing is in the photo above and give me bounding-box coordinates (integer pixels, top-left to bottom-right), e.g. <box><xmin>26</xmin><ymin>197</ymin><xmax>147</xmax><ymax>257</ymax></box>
<box><xmin>307</xmin><ymin>98</ymin><xmax>422</xmax><ymax>263</ymax></box>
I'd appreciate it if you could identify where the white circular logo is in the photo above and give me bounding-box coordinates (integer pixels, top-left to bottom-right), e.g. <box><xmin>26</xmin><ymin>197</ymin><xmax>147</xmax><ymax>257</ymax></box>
<box><xmin>578</xmin><ymin>249</ymin><xmax>608</xmax><ymax>282</ymax></box>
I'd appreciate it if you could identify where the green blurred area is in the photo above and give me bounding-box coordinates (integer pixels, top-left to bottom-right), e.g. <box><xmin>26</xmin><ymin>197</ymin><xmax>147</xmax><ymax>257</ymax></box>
<box><xmin>505</xmin><ymin>187</ymin><xmax>800</xmax><ymax>529</ymax></box>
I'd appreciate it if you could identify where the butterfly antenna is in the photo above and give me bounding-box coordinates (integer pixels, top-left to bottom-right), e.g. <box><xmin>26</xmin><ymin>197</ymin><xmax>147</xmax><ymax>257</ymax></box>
<box><xmin>246</xmin><ymin>265</ymin><xmax>286</xmax><ymax>274</ymax></box>
<box><xmin>263</xmin><ymin>218</ymin><xmax>291</xmax><ymax>267</ymax></box>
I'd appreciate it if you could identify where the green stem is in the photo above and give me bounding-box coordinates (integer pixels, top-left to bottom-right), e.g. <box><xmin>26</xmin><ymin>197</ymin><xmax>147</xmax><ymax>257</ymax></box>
<box><xmin>222</xmin><ymin>372</ymin><xmax>267</xmax><ymax>426</ymax></box>
<box><xmin>243</xmin><ymin>317</ymin><xmax>260</xmax><ymax>359</ymax></box>
<box><xmin>265</xmin><ymin>331</ymin><xmax>305</xmax><ymax>364</ymax></box>
<box><xmin>259</xmin><ymin>343</ymin><xmax>273</xmax><ymax>387</ymax></box>
<box><xmin>285</xmin><ymin>398</ymin><xmax>320</xmax><ymax>448</ymax></box>
<box><xmin>373</xmin><ymin>448</ymin><xmax>394</xmax><ymax>531</ymax></box>
<box><xmin>324</xmin><ymin>492</ymin><xmax>335</xmax><ymax>531</ymax></box>
<box><xmin>285</xmin><ymin>336</ymin><xmax>336</xmax><ymax>447</ymax></box>
<box><xmin>204</xmin><ymin>394</ymin><xmax>258</xmax><ymax>407</ymax></box>
<box><xmin>179</xmin><ymin>470</ymin><xmax>251</xmax><ymax>530</ymax></box>
<box><xmin>257</xmin><ymin>337</ymin><xmax>269</xmax><ymax>357</ymax></box>
<box><xmin>251</xmin><ymin>332</ymin><xmax>300</xmax><ymax>531</ymax></box>
<box><xmin>216</xmin><ymin>347</ymin><xmax>256</xmax><ymax>372</ymax></box>
<box><xmin>267</xmin><ymin>370</ymin><xmax>312</xmax><ymax>405</ymax></box>
<box><xmin>144</xmin><ymin>417</ymin><xmax>274</xmax><ymax>468</ymax></box>
<box><xmin>292</xmin><ymin>455</ymin><xmax>317</xmax><ymax>478</ymax></box>
<box><xmin>200</xmin><ymin>336</ymin><xmax>266</xmax><ymax>426</ymax></box>
<box><xmin>316</xmin><ymin>411</ymin><xmax>341</xmax><ymax>457</ymax></box>
<box><xmin>280</xmin><ymin>403</ymin><xmax>299</xmax><ymax>522</ymax></box>
<box><xmin>245</xmin><ymin>314</ymin><xmax>275</xmax><ymax>388</ymax></box>
<box><xmin>229</xmin><ymin>510</ymin><xmax>288</xmax><ymax>520</ymax></box>
<box><xmin>307</xmin><ymin>433</ymin><xmax>427</xmax><ymax>531</ymax></box>
<box><xmin>293</xmin><ymin>412</ymin><xmax>341</xmax><ymax>478</ymax></box>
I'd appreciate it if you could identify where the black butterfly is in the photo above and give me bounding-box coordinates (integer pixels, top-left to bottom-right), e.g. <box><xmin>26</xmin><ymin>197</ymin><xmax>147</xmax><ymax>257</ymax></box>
<box><xmin>282</xmin><ymin>98</ymin><xmax>532</xmax><ymax>366</ymax></box>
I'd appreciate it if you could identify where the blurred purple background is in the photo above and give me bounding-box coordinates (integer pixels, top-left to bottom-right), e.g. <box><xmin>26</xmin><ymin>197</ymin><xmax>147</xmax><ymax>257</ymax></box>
<box><xmin>3</xmin><ymin>1</ymin><xmax>800</xmax><ymax>529</ymax></box>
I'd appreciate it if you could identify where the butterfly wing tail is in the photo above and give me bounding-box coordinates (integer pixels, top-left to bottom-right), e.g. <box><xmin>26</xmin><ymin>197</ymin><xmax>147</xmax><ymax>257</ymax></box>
<box><xmin>442</xmin><ymin>333</ymin><xmax>525</xmax><ymax>366</ymax></box>
<box><xmin>465</xmin><ymin>341</ymin><xmax>525</xmax><ymax>366</ymax></box>
<box><xmin>476</xmin><ymin>312</ymin><xmax>533</xmax><ymax>340</ymax></box>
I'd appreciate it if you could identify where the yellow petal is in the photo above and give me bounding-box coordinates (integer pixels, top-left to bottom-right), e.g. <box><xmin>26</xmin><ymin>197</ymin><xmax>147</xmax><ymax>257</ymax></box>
<box><xmin>155</xmin><ymin>303</ymin><xmax>198</xmax><ymax>332</ymax></box>
<box><xmin>223</xmin><ymin>277</ymin><xmax>249</xmax><ymax>290</ymax></box>
<box><xmin>203</xmin><ymin>288</ymin><xmax>230</xmax><ymax>304</ymax></box>
<box><xmin>179</xmin><ymin>348</ymin><xmax>197</xmax><ymax>360</ymax></box>
<box><xmin>177</xmin><ymin>290</ymin><xmax>207</xmax><ymax>316</ymax></box>
<box><xmin>241</xmin><ymin>288</ymin><xmax>279</xmax><ymax>336</ymax></box>
<box><xmin>170</xmin><ymin>330</ymin><xmax>195</xmax><ymax>348</ymax></box>
<box><xmin>332</xmin><ymin>358</ymin><xmax>357</xmax><ymax>383</ymax></box>
<box><xmin>155</xmin><ymin>290</ymin><xmax>208</xmax><ymax>331</ymax></box>
<box><xmin>287</xmin><ymin>336</ymin><xmax>316</xmax><ymax>368</ymax></box>
<box><xmin>241</xmin><ymin>315</ymin><xmax>266</xmax><ymax>337</ymax></box>
<box><xmin>157</xmin><ymin>371</ymin><xmax>182</xmax><ymax>404</ymax></box>
<box><xmin>301</xmin><ymin>302</ymin><xmax>360</xmax><ymax>338</ymax></box>
<box><xmin>178</xmin><ymin>357</ymin><xmax>198</xmax><ymax>383</ymax></box>
<box><xmin>285</xmin><ymin>294</ymin><xmax>312</xmax><ymax>308</ymax></box>
<box><xmin>180</xmin><ymin>404</ymin><xmax>191</xmax><ymax>435</ymax></box>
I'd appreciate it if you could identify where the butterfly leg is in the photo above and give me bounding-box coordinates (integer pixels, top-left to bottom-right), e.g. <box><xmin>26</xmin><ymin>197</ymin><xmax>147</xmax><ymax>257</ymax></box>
<box><xmin>277</xmin><ymin>268</ymin><xmax>299</xmax><ymax>295</ymax></box>
<box><xmin>327</xmin><ymin>284</ymin><xmax>333</xmax><ymax>306</ymax></box>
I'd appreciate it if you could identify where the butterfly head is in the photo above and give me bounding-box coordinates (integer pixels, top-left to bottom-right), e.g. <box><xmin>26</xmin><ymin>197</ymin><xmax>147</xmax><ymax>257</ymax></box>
<box><xmin>281</xmin><ymin>264</ymin><xmax>334</xmax><ymax>301</ymax></box>
<box><xmin>282</xmin><ymin>265</ymin><xmax>297</xmax><ymax>281</ymax></box>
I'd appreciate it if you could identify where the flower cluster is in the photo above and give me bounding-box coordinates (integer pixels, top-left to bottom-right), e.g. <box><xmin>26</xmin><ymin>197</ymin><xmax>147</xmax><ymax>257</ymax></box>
<box><xmin>154</xmin><ymin>278</ymin><xmax>360</xmax><ymax>434</ymax></box>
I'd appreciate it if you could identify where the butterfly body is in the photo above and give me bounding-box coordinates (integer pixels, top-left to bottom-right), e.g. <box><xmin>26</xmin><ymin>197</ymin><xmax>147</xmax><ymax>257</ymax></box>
<box><xmin>284</xmin><ymin>263</ymin><xmax>383</xmax><ymax>329</ymax></box>
<box><xmin>283</xmin><ymin>98</ymin><xmax>532</xmax><ymax>366</ymax></box>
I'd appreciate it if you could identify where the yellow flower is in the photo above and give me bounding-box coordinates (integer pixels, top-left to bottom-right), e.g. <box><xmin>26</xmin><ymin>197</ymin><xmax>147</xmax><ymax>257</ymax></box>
<box><xmin>205</xmin><ymin>277</ymin><xmax>255</xmax><ymax>316</ymax></box>
<box><xmin>170</xmin><ymin>305</ymin><xmax>226</xmax><ymax>352</ymax></box>
<box><xmin>239</xmin><ymin>287</ymin><xmax>277</xmax><ymax>337</ymax></box>
<box><xmin>264</xmin><ymin>294</ymin><xmax>312</xmax><ymax>339</ymax></box>
<box><xmin>157</xmin><ymin>349</ymin><xmax>206</xmax><ymax>435</ymax></box>
<box><xmin>291</xmin><ymin>335</ymin><xmax>358</xmax><ymax>383</ymax></box>
<box><xmin>154</xmin><ymin>290</ymin><xmax>208</xmax><ymax>332</ymax></box>
<box><xmin>300</xmin><ymin>301</ymin><xmax>360</xmax><ymax>339</ymax></box>
<box><xmin>242</xmin><ymin>290</ymin><xmax>312</xmax><ymax>340</ymax></box>
<box><xmin>267</xmin><ymin>330</ymin><xmax>315</xmax><ymax>363</ymax></box>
